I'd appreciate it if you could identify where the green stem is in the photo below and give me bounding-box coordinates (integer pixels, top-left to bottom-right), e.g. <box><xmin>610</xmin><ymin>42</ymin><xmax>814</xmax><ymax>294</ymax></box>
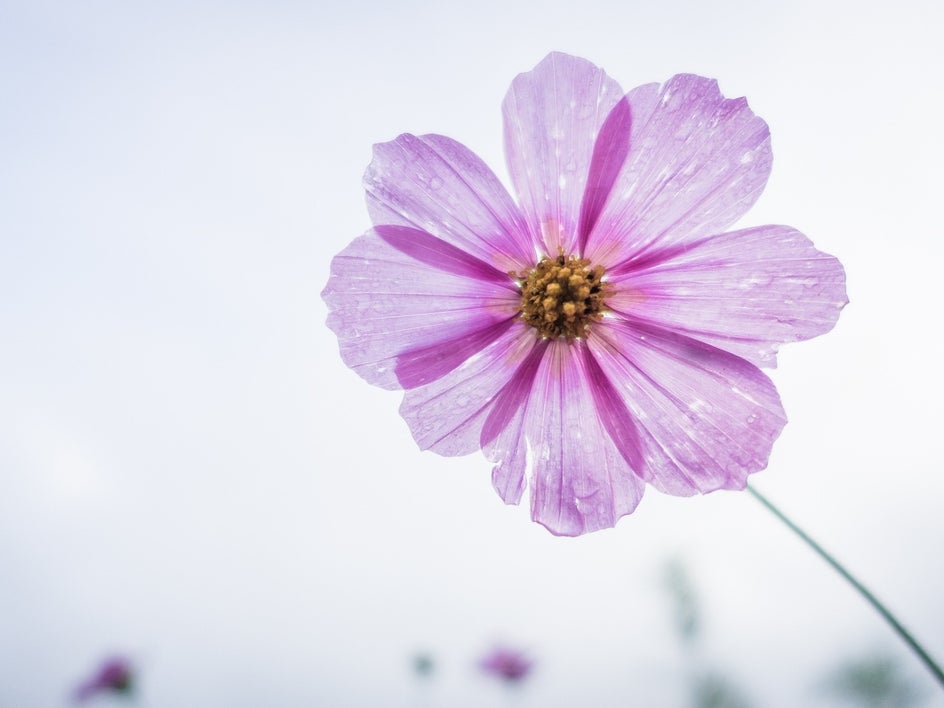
<box><xmin>746</xmin><ymin>484</ymin><xmax>944</xmax><ymax>689</ymax></box>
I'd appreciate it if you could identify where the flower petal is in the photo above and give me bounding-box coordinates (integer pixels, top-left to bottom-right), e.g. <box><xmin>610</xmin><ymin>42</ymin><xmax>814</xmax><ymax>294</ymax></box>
<box><xmin>585</xmin><ymin>75</ymin><xmax>772</xmax><ymax>267</ymax></box>
<box><xmin>488</xmin><ymin>340</ymin><xmax>646</xmax><ymax>536</ymax></box>
<box><xmin>481</xmin><ymin>340</ymin><xmax>548</xmax><ymax>504</ymax></box>
<box><xmin>399</xmin><ymin>324</ymin><xmax>538</xmax><ymax>458</ymax></box>
<box><xmin>396</xmin><ymin>318</ymin><xmax>517</xmax><ymax>390</ymax></box>
<box><xmin>503</xmin><ymin>52</ymin><xmax>625</xmax><ymax>256</ymax></box>
<box><xmin>606</xmin><ymin>225</ymin><xmax>848</xmax><ymax>367</ymax></box>
<box><xmin>576</xmin><ymin>96</ymin><xmax>633</xmax><ymax>253</ymax></box>
<box><xmin>322</xmin><ymin>227</ymin><xmax>519</xmax><ymax>390</ymax></box>
<box><xmin>364</xmin><ymin>133</ymin><xmax>534</xmax><ymax>272</ymax></box>
<box><xmin>589</xmin><ymin>321</ymin><xmax>787</xmax><ymax>496</ymax></box>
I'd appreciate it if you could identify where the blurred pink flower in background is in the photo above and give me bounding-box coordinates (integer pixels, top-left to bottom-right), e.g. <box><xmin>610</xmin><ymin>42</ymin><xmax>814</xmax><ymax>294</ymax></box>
<box><xmin>323</xmin><ymin>52</ymin><xmax>846</xmax><ymax>536</ymax></box>
<box><xmin>72</xmin><ymin>656</ymin><xmax>134</xmax><ymax>703</ymax></box>
<box><xmin>479</xmin><ymin>647</ymin><xmax>533</xmax><ymax>684</ymax></box>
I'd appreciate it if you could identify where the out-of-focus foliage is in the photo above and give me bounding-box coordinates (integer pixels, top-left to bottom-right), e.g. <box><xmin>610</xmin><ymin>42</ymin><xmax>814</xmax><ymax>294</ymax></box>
<box><xmin>822</xmin><ymin>654</ymin><xmax>924</xmax><ymax>707</ymax></box>
<box><xmin>693</xmin><ymin>673</ymin><xmax>752</xmax><ymax>708</ymax></box>
<box><xmin>663</xmin><ymin>558</ymin><xmax>700</xmax><ymax>643</ymax></box>
<box><xmin>662</xmin><ymin>559</ymin><xmax>755</xmax><ymax>708</ymax></box>
<box><xmin>412</xmin><ymin>652</ymin><xmax>435</xmax><ymax>679</ymax></box>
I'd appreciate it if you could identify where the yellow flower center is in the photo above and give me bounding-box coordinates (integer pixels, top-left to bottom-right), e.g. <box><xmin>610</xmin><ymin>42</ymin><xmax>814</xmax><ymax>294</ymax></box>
<box><xmin>517</xmin><ymin>252</ymin><xmax>610</xmax><ymax>340</ymax></box>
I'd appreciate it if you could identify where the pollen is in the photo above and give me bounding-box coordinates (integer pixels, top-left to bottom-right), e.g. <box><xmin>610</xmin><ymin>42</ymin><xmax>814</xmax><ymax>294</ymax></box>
<box><xmin>516</xmin><ymin>251</ymin><xmax>611</xmax><ymax>339</ymax></box>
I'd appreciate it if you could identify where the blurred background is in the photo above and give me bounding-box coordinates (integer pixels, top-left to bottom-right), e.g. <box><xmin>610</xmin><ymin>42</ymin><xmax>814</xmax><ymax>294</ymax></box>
<box><xmin>1</xmin><ymin>0</ymin><xmax>942</xmax><ymax>705</ymax></box>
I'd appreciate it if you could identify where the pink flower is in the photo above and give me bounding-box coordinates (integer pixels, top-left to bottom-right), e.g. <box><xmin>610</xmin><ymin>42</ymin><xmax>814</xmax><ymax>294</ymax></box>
<box><xmin>72</xmin><ymin>657</ymin><xmax>134</xmax><ymax>703</ymax></box>
<box><xmin>479</xmin><ymin>647</ymin><xmax>533</xmax><ymax>683</ymax></box>
<box><xmin>322</xmin><ymin>53</ymin><xmax>846</xmax><ymax>536</ymax></box>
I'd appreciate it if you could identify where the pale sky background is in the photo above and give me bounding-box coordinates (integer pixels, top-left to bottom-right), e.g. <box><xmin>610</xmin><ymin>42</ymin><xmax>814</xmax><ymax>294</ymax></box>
<box><xmin>1</xmin><ymin>0</ymin><xmax>943</xmax><ymax>706</ymax></box>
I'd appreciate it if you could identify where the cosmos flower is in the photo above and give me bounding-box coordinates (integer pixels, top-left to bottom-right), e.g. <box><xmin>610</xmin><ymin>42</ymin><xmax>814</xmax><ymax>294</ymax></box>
<box><xmin>479</xmin><ymin>647</ymin><xmax>533</xmax><ymax>684</ymax></box>
<box><xmin>72</xmin><ymin>656</ymin><xmax>134</xmax><ymax>703</ymax></box>
<box><xmin>322</xmin><ymin>52</ymin><xmax>846</xmax><ymax>536</ymax></box>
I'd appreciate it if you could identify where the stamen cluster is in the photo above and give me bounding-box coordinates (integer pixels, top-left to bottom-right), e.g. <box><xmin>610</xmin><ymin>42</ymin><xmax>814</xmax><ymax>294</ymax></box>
<box><xmin>517</xmin><ymin>252</ymin><xmax>610</xmax><ymax>339</ymax></box>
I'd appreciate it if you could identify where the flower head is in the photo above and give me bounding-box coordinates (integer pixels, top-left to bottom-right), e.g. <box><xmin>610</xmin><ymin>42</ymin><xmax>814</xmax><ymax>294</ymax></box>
<box><xmin>322</xmin><ymin>53</ymin><xmax>846</xmax><ymax>536</ymax></box>
<box><xmin>479</xmin><ymin>647</ymin><xmax>533</xmax><ymax>683</ymax></box>
<box><xmin>72</xmin><ymin>657</ymin><xmax>134</xmax><ymax>703</ymax></box>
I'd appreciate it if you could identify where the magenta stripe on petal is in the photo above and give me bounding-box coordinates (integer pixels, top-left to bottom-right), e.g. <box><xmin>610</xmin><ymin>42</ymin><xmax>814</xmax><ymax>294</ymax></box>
<box><xmin>586</xmin><ymin>75</ymin><xmax>772</xmax><ymax>267</ymax></box>
<box><xmin>486</xmin><ymin>403</ymin><xmax>529</xmax><ymax>506</ymax></box>
<box><xmin>606</xmin><ymin>224</ymin><xmax>848</xmax><ymax>367</ymax></box>
<box><xmin>579</xmin><ymin>346</ymin><xmax>644</xmax><ymax>472</ymax></box>
<box><xmin>399</xmin><ymin>325</ymin><xmax>538</xmax><ymax>458</ymax></box>
<box><xmin>577</xmin><ymin>97</ymin><xmax>632</xmax><ymax>253</ymax></box>
<box><xmin>520</xmin><ymin>341</ymin><xmax>645</xmax><ymax>536</ymax></box>
<box><xmin>589</xmin><ymin>320</ymin><xmax>787</xmax><ymax>495</ymax></box>
<box><xmin>396</xmin><ymin>318</ymin><xmax>516</xmax><ymax>389</ymax></box>
<box><xmin>480</xmin><ymin>339</ymin><xmax>548</xmax><ymax>505</ymax></box>
<box><xmin>376</xmin><ymin>225</ymin><xmax>513</xmax><ymax>285</ymax></box>
<box><xmin>481</xmin><ymin>339</ymin><xmax>548</xmax><ymax>447</ymax></box>
<box><xmin>365</xmin><ymin>133</ymin><xmax>534</xmax><ymax>272</ymax></box>
<box><xmin>503</xmin><ymin>52</ymin><xmax>625</xmax><ymax>256</ymax></box>
<box><xmin>323</xmin><ymin>228</ymin><xmax>519</xmax><ymax>390</ymax></box>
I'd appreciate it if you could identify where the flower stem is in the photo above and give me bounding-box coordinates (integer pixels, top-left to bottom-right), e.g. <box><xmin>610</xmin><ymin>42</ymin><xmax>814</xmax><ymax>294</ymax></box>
<box><xmin>746</xmin><ymin>484</ymin><xmax>944</xmax><ymax>689</ymax></box>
